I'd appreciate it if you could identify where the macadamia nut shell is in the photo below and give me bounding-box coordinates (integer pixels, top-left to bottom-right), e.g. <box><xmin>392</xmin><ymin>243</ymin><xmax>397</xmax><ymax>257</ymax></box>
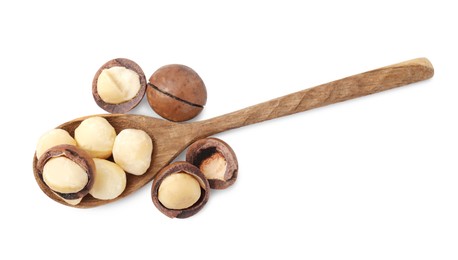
<box><xmin>186</xmin><ymin>137</ymin><xmax>238</xmax><ymax>189</ymax></box>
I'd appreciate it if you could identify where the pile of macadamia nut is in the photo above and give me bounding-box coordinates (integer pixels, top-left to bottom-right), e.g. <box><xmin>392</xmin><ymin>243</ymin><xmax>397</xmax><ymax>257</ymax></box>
<box><xmin>35</xmin><ymin>58</ymin><xmax>238</xmax><ymax>218</ymax></box>
<box><xmin>36</xmin><ymin>116</ymin><xmax>153</xmax><ymax>205</ymax></box>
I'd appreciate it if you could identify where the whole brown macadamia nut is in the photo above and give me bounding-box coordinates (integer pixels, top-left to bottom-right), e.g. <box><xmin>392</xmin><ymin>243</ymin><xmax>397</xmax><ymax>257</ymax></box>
<box><xmin>146</xmin><ymin>64</ymin><xmax>207</xmax><ymax>122</ymax></box>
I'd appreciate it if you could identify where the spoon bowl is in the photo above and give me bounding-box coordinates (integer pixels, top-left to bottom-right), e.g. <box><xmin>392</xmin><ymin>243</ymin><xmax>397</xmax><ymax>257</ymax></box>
<box><xmin>33</xmin><ymin>114</ymin><xmax>194</xmax><ymax>208</ymax></box>
<box><xmin>33</xmin><ymin>58</ymin><xmax>434</xmax><ymax>208</ymax></box>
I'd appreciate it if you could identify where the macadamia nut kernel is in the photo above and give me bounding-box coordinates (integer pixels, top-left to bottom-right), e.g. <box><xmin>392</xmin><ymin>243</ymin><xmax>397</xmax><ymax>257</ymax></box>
<box><xmin>158</xmin><ymin>172</ymin><xmax>201</xmax><ymax>210</ymax></box>
<box><xmin>97</xmin><ymin>66</ymin><xmax>141</xmax><ymax>104</ymax></box>
<box><xmin>112</xmin><ymin>128</ymin><xmax>153</xmax><ymax>175</ymax></box>
<box><xmin>36</xmin><ymin>129</ymin><xmax>76</xmax><ymax>159</ymax></box>
<box><xmin>43</xmin><ymin>157</ymin><xmax>89</xmax><ymax>194</ymax></box>
<box><xmin>58</xmin><ymin>195</ymin><xmax>82</xmax><ymax>206</ymax></box>
<box><xmin>74</xmin><ymin>116</ymin><xmax>116</xmax><ymax>159</ymax></box>
<box><xmin>90</xmin><ymin>158</ymin><xmax>127</xmax><ymax>200</ymax></box>
<box><xmin>199</xmin><ymin>152</ymin><xmax>227</xmax><ymax>181</ymax></box>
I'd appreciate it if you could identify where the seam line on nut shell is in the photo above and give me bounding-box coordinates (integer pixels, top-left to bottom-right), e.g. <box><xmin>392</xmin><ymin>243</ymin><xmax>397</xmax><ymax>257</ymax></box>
<box><xmin>148</xmin><ymin>83</ymin><xmax>204</xmax><ymax>108</ymax></box>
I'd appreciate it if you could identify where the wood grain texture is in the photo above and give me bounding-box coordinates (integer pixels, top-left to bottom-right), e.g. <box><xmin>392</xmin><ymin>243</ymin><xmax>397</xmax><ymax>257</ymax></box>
<box><xmin>193</xmin><ymin>58</ymin><xmax>434</xmax><ymax>137</ymax></box>
<box><xmin>32</xmin><ymin>58</ymin><xmax>434</xmax><ymax>208</ymax></box>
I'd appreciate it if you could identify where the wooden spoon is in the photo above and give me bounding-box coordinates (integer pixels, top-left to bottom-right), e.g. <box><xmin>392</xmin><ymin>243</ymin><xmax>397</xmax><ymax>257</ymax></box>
<box><xmin>33</xmin><ymin>58</ymin><xmax>434</xmax><ymax>208</ymax></box>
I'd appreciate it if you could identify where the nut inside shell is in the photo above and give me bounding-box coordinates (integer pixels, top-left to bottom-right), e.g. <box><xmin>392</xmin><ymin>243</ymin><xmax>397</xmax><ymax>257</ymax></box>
<box><xmin>36</xmin><ymin>144</ymin><xmax>95</xmax><ymax>200</ymax></box>
<box><xmin>146</xmin><ymin>64</ymin><xmax>207</xmax><ymax>122</ymax></box>
<box><xmin>186</xmin><ymin>137</ymin><xmax>238</xmax><ymax>189</ymax></box>
<box><xmin>151</xmin><ymin>161</ymin><xmax>210</xmax><ymax>219</ymax></box>
<box><xmin>92</xmin><ymin>58</ymin><xmax>147</xmax><ymax>114</ymax></box>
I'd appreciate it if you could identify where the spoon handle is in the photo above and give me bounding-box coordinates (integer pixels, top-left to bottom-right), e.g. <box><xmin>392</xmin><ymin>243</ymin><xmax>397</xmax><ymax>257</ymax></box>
<box><xmin>195</xmin><ymin>58</ymin><xmax>434</xmax><ymax>137</ymax></box>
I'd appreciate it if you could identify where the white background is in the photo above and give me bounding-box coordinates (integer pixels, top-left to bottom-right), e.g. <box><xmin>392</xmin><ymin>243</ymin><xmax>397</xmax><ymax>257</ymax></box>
<box><xmin>1</xmin><ymin>1</ymin><xmax>457</xmax><ymax>259</ymax></box>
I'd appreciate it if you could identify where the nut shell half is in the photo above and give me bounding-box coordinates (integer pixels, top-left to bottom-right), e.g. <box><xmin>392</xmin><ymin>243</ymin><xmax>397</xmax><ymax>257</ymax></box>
<box><xmin>151</xmin><ymin>161</ymin><xmax>210</xmax><ymax>219</ymax></box>
<box><xmin>186</xmin><ymin>137</ymin><xmax>238</xmax><ymax>189</ymax></box>
<box><xmin>36</xmin><ymin>144</ymin><xmax>95</xmax><ymax>200</ymax></box>
<box><xmin>92</xmin><ymin>58</ymin><xmax>147</xmax><ymax>113</ymax></box>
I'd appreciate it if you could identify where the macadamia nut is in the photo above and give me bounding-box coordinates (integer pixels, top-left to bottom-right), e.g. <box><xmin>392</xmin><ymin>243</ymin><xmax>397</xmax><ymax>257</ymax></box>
<box><xmin>56</xmin><ymin>194</ymin><xmax>82</xmax><ymax>206</ymax></box>
<box><xmin>112</xmin><ymin>128</ymin><xmax>153</xmax><ymax>175</ymax></box>
<box><xmin>89</xmin><ymin>158</ymin><xmax>126</xmax><ymax>200</ymax></box>
<box><xmin>97</xmin><ymin>66</ymin><xmax>142</xmax><ymax>104</ymax></box>
<box><xmin>152</xmin><ymin>162</ymin><xmax>210</xmax><ymax>218</ymax></box>
<box><xmin>36</xmin><ymin>129</ymin><xmax>76</xmax><ymax>159</ymax></box>
<box><xmin>63</xmin><ymin>198</ymin><xmax>82</xmax><ymax>205</ymax></box>
<box><xmin>43</xmin><ymin>157</ymin><xmax>89</xmax><ymax>194</ymax></box>
<box><xmin>74</xmin><ymin>116</ymin><xmax>116</xmax><ymax>159</ymax></box>
<box><xmin>200</xmin><ymin>152</ymin><xmax>227</xmax><ymax>181</ymax></box>
<box><xmin>186</xmin><ymin>137</ymin><xmax>238</xmax><ymax>189</ymax></box>
<box><xmin>147</xmin><ymin>64</ymin><xmax>207</xmax><ymax>122</ymax></box>
<box><xmin>158</xmin><ymin>172</ymin><xmax>201</xmax><ymax>210</ymax></box>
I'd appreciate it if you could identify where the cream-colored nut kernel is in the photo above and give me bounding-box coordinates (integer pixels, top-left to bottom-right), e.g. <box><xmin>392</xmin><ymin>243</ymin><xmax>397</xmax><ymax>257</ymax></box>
<box><xmin>89</xmin><ymin>158</ymin><xmax>127</xmax><ymax>200</ymax></box>
<box><xmin>112</xmin><ymin>129</ymin><xmax>153</xmax><ymax>175</ymax></box>
<box><xmin>158</xmin><ymin>172</ymin><xmax>201</xmax><ymax>210</ymax></box>
<box><xmin>74</xmin><ymin>116</ymin><xmax>116</xmax><ymax>159</ymax></box>
<box><xmin>52</xmin><ymin>192</ymin><xmax>83</xmax><ymax>205</ymax></box>
<box><xmin>97</xmin><ymin>66</ymin><xmax>141</xmax><ymax>104</ymax></box>
<box><xmin>63</xmin><ymin>197</ymin><xmax>82</xmax><ymax>206</ymax></box>
<box><xmin>43</xmin><ymin>157</ymin><xmax>89</xmax><ymax>194</ymax></box>
<box><xmin>199</xmin><ymin>152</ymin><xmax>227</xmax><ymax>181</ymax></box>
<box><xmin>36</xmin><ymin>129</ymin><xmax>76</xmax><ymax>159</ymax></box>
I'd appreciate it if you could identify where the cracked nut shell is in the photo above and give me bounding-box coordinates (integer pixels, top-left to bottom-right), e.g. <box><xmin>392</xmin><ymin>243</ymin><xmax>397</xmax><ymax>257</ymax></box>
<box><xmin>92</xmin><ymin>58</ymin><xmax>147</xmax><ymax>114</ymax></box>
<box><xmin>186</xmin><ymin>137</ymin><xmax>238</xmax><ymax>189</ymax></box>
<box><xmin>146</xmin><ymin>64</ymin><xmax>207</xmax><ymax>122</ymax></box>
<box><xmin>151</xmin><ymin>161</ymin><xmax>210</xmax><ymax>219</ymax></box>
<box><xmin>36</xmin><ymin>144</ymin><xmax>96</xmax><ymax>200</ymax></box>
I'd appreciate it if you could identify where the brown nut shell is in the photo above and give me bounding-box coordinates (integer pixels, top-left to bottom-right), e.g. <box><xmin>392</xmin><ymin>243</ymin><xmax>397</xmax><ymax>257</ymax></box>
<box><xmin>151</xmin><ymin>161</ymin><xmax>210</xmax><ymax>219</ymax></box>
<box><xmin>146</xmin><ymin>86</ymin><xmax>204</xmax><ymax>122</ymax></box>
<box><xmin>186</xmin><ymin>137</ymin><xmax>238</xmax><ymax>189</ymax></box>
<box><xmin>36</xmin><ymin>144</ymin><xmax>95</xmax><ymax>200</ymax></box>
<box><xmin>92</xmin><ymin>58</ymin><xmax>147</xmax><ymax>114</ymax></box>
<box><xmin>147</xmin><ymin>64</ymin><xmax>207</xmax><ymax>122</ymax></box>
